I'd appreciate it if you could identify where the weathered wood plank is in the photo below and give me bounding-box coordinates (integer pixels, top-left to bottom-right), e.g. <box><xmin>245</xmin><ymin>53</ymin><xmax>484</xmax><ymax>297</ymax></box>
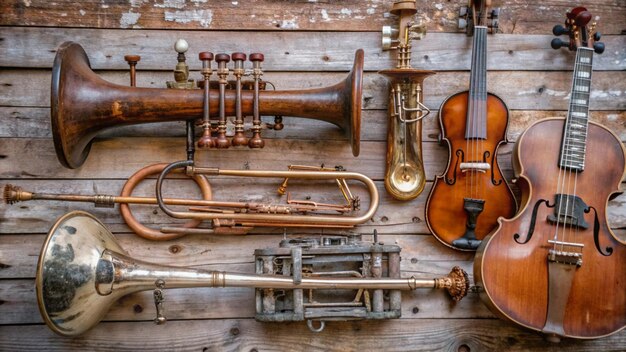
<box><xmin>1</xmin><ymin>27</ymin><xmax>625</xmax><ymax>71</ymax></box>
<box><xmin>0</xmin><ymin>231</ymin><xmax>474</xmax><ymax>279</ymax></box>
<box><xmin>0</xmin><ymin>138</ymin><xmax>507</xmax><ymax>180</ymax></box>
<box><xmin>1</xmin><ymin>177</ymin><xmax>625</xmax><ymax>235</ymax></box>
<box><xmin>0</xmin><ymin>318</ymin><xmax>625</xmax><ymax>351</ymax></box>
<box><xmin>1</xmin><ymin>69</ymin><xmax>625</xmax><ymax>111</ymax></box>
<box><xmin>3</xmin><ymin>106</ymin><xmax>625</xmax><ymax>143</ymax></box>
<box><xmin>1</xmin><ymin>0</ymin><xmax>624</xmax><ymax>35</ymax></box>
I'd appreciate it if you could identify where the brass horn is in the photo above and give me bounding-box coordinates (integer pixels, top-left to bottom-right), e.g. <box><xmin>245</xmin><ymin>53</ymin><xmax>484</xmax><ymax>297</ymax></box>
<box><xmin>380</xmin><ymin>1</ymin><xmax>434</xmax><ymax>200</ymax></box>
<box><xmin>51</xmin><ymin>42</ymin><xmax>364</xmax><ymax>169</ymax></box>
<box><xmin>5</xmin><ymin>162</ymin><xmax>380</xmax><ymax>240</ymax></box>
<box><xmin>37</xmin><ymin>211</ymin><xmax>469</xmax><ymax>336</ymax></box>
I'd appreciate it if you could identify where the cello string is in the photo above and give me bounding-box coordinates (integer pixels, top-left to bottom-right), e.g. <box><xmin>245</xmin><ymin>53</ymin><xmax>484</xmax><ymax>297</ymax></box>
<box><xmin>557</xmin><ymin>47</ymin><xmax>585</xmax><ymax>251</ymax></box>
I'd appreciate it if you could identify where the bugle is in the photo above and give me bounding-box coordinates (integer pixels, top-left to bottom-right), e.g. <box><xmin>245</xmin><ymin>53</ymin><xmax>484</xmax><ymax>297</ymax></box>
<box><xmin>5</xmin><ymin>161</ymin><xmax>379</xmax><ymax>240</ymax></box>
<box><xmin>37</xmin><ymin>211</ymin><xmax>469</xmax><ymax>336</ymax></box>
<box><xmin>51</xmin><ymin>41</ymin><xmax>364</xmax><ymax>169</ymax></box>
<box><xmin>380</xmin><ymin>0</ymin><xmax>434</xmax><ymax>200</ymax></box>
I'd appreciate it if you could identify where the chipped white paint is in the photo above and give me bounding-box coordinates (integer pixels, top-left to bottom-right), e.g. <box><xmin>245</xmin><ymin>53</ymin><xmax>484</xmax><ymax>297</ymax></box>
<box><xmin>434</xmin><ymin>3</ymin><xmax>444</xmax><ymax>10</ymax></box>
<box><xmin>340</xmin><ymin>8</ymin><xmax>352</xmax><ymax>16</ymax></box>
<box><xmin>606</xmin><ymin>114</ymin><xmax>619</xmax><ymax>121</ymax></box>
<box><xmin>191</xmin><ymin>0</ymin><xmax>208</xmax><ymax>3</ymax></box>
<box><xmin>60</xmin><ymin>12</ymin><xmax>67</xmax><ymax>17</ymax></box>
<box><xmin>79</xmin><ymin>9</ymin><xmax>86</xmax><ymax>16</ymax></box>
<box><xmin>366</xmin><ymin>7</ymin><xmax>375</xmax><ymax>15</ymax></box>
<box><xmin>129</xmin><ymin>0</ymin><xmax>147</xmax><ymax>8</ymax></box>
<box><xmin>154</xmin><ymin>0</ymin><xmax>186</xmax><ymax>9</ymax></box>
<box><xmin>231</xmin><ymin>1</ymin><xmax>238</xmax><ymax>5</ymax></box>
<box><xmin>120</xmin><ymin>11</ymin><xmax>141</xmax><ymax>28</ymax></box>
<box><xmin>164</xmin><ymin>9</ymin><xmax>213</xmax><ymax>28</ymax></box>
<box><xmin>22</xmin><ymin>0</ymin><xmax>31</xmax><ymax>7</ymax></box>
<box><xmin>590</xmin><ymin>90</ymin><xmax>623</xmax><ymax>99</ymax></box>
<box><xmin>280</xmin><ymin>20</ymin><xmax>299</xmax><ymax>29</ymax></box>
<box><xmin>321</xmin><ymin>9</ymin><xmax>330</xmax><ymax>21</ymax></box>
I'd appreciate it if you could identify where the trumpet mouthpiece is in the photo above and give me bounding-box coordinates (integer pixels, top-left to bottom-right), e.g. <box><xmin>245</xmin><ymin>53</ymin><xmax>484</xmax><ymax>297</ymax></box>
<box><xmin>3</xmin><ymin>184</ymin><xmax>31</xmax><ymax>204</ymax></box>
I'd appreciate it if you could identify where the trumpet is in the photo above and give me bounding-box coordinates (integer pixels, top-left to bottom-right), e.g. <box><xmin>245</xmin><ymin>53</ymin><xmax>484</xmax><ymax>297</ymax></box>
<box><xmin>51</xmin><ymin>41</ymin><xmax>364</xmax><ymax>169</ymax></box>
<box><xmin>36</xmin><ymin>211</ymin><xmax>469</xmax><ymax>336</ymax></box>
<box><xmin>380</xmin><ymin>0</ymin><xmax>435</xmax><ymax>200</ymax></box>
<box><xmin>4</xmin><ymin>161</ymin><xmax>379</xmax><ymax>240</ymax></box>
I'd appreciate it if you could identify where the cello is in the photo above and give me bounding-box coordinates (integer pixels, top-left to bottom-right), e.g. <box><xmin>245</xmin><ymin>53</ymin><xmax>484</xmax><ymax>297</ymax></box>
<box><xmin>425</xmin><ymin>0</ymin><xmax>516</xmax><ymax>250</ymax></box>
<box><xmin>475</xmin><ymin>7</ymin><xmax>626</xmax><ymax>340</ymax></box>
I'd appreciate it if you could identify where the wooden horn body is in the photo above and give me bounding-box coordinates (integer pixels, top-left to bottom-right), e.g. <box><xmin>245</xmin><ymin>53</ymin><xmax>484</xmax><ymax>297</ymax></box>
<box><xmin>51</xmin><ymin>42</ymin><xmax>364</xmax><ymax>168</ymax></box>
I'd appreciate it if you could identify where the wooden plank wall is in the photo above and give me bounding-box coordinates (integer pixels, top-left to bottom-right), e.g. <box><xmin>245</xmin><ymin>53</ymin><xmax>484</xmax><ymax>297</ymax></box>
<box><xmin>1</xmin><ymin>0</ymin><xmax>625</xmax><ymax>350</ymax></box>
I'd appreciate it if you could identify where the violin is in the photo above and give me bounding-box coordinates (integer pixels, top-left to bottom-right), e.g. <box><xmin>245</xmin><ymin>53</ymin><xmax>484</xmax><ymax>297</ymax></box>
<box><xmin>475</xmin><ymin>7</ymin><xmax>626</xmax><ymax>340</ymax></box>
<box><xmin>425</xmin><ymin>0</ymin><xmax>516</xmax><ymax>250</ymax></box>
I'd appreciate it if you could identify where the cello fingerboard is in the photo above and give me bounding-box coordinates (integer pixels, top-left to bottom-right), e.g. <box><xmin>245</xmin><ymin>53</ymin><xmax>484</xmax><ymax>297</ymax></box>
<box><xmin>560</xmin><ymin>47</ymin><xmax>594</xmax><ymax>172</ymax></box>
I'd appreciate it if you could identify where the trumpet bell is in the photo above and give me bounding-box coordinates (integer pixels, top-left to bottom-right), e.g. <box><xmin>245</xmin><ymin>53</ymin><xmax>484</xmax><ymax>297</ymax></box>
<box><xmin>36</xmin><ymin>211</ymin><xmax>126</xmax><ymax>336</ymax></box>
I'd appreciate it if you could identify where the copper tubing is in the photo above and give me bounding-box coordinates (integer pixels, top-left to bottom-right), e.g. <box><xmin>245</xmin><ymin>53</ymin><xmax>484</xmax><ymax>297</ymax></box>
<box><xmin>119</xmin><ymin>163</ymin><xmax>213</xmax><ymax>240</ymax></box>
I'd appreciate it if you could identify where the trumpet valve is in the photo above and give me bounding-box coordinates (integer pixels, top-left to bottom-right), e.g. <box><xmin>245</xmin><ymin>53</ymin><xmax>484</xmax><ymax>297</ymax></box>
<box><xmin>198</xmin><ymin>52</ymin><xmax>215</xmax><ymax>149</ymax></box>
<box><xmin>197</xmin><ymin>128</ymin><xmax>215</xmax><ymax>148</ymax></box>
<box><xmin>248</xmin><ymin>131</ymin><xmax>264</xmax><ymax>148</ymax></box>
<box><xmin>123</xmin><ymin>54</ymin><xmax>140</xmax><ymax>87</ymax></box>
<box><xmin>215</xmin><ymin>53</ymin><xmax>231</xmax><ymax>149</ymax></box>
<box><xmin>215</xmin><ymin>132</ymin><xmax>231</xmax><ymax>148</ymax></box>
<box><xmin>232</xmin><ymin>131</ymin><xmax>248</xmax><ymax>146</ymax></box>
<box><xmin>167</xmin><ymin>39</ymin><xmax>195</xmax><ymax>89</ymax></box>
<box><xmin>231</xmin><ymin>52</ymin><xmax>249</xmax><ymax>147</ymax></box>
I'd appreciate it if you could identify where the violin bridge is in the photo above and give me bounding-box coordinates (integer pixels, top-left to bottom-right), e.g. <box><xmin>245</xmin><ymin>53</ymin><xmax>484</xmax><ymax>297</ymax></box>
<box><xmin>459</xmin><ymin>162</ymin><xmax>490</xmax><ymax>173</ymax></box>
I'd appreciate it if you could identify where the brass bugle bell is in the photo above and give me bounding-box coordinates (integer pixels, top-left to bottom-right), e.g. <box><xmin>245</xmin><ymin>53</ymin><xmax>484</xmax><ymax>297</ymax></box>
<box><xmin>51</xmin><ymin>42</ymin><xmax>364</xmax><ymax>169</ymax></box>
<box><xmin>37</xmin><ymin>211</ymin><xmax>469</xmax><ymax>336</ymax></box>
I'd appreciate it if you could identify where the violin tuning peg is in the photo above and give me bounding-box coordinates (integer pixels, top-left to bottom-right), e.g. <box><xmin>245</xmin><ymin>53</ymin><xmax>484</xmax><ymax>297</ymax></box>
<box><xmin>552</xmin><ymin>24</ymin><xmax>569</xmax><ymax>36</ymax></box>
<box><xmin>551</xmin><ymin>38</ymin><xmax>569</xmax><ymax>50</ymax></box>
<box><xmin>593</xmin><ymin>42</ymin><xmax>605</xmax><ymax>54</ymax></box>
<box><xmin>594</xmin><ymin>31</ymin><xmax>601</xmax><ymax>41</ymax></box>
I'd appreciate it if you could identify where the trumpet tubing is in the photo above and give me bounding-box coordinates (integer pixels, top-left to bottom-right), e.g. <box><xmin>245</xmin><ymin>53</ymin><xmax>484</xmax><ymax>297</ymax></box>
<box><xmin>52</xmin><ymin>42</ymin><xmax>363</xmax><ymax>169</ymax></box>
<box><xmin>37</xmin><ymin>211</ymin><xmax>469</xmax><ymax>336</ymax></box>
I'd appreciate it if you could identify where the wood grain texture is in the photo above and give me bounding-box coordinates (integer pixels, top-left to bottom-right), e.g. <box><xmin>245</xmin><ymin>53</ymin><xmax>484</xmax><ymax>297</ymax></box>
<box><xmin>2</xmin><ymin>69</ymin><xmax>626</xmax><ymax>111</ymax></box>
<box><xmin>0</xmin><ymin>318</ymin><xmax>625</xmax><ymax>351</ymax></box>
<box><xmin>2</xmin><ymin>107</ymin><xmax>624</xmax><ymax>142</ymax></box>
<box><xmin>1</xmin><ymin>27</ymin><xmax>625</xmax><ymax>71</ymax></box>
<box><xmin>1</xmin><ymin>0</ymin><xmax>625</xmax><ymax>349</ymax></box>
<box><xmin>1</xmin><ymin>0</ymin><xmax>624</xmax><ymax>35</ymax></box>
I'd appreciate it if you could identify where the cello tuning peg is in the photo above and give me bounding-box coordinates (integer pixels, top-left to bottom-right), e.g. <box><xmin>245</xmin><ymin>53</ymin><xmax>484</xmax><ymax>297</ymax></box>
<box><xmin>551</xmin><ymin>38</ymin><xmax>570</xmax><ymax>50</ymax></box>
<box><xmin>458</xmin><ymin>18</ymin><xmax>468</xmax><ymax>30</ymax></box>
<box><xmin>594</xmin><ymin>31</ymin><xmax>601</xmax><ymax>41</ymax></box>
<box><xmin>489</xmin><ymin>19</ymin><xmax>499</xmax><ymax>33</ymax></box>
<box><xmin>593</xmin><ymin>42</ymin><xmax>605</xmax><ymax>54</ymax></box>
<box><xmin>458</xmin><ymin>6</ymin><xmax>468</xmax><ymax>17</ymax></box>
<box><xmin>552</xmin><ymin>24</ymin><xmax>569</xmax><ymax>36</ymax></box>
